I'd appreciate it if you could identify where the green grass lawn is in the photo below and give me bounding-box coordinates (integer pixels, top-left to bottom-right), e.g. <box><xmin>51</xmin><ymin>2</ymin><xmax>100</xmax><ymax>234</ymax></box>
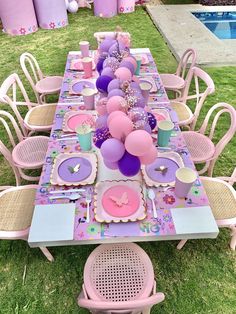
<box><xmin>0</xmin><ymin>6</ymin><xmax>235</xmax><ymax>314</ymax></box>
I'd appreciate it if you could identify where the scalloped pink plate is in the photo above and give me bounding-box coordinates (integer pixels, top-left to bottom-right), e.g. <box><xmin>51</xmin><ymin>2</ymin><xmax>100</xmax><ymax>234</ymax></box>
<box><xmin>62</xmin><ymin>110</ymin><xmax>96</xmax><ymax>133</ymax></box>
<box><xmin>102</xmin><ymin>185</ymin><xmax>140</xmax><ymax>217</ymax></box>
<box><xmin>141</xmin><ymin>54</ymin><xmax>149</xmax><ymax>65</ymax></box>
<box><xmin>94</xmin><ymin>181</ymin><xmax>146</xmax><ymax>223</ymax></box>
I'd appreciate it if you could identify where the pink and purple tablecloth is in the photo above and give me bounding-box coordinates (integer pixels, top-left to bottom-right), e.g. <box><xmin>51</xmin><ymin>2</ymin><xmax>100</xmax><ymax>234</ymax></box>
<box><xmin>32</xmin><ymin>49</ymin><xmax>211</xmax><ymax>244</ymax></box>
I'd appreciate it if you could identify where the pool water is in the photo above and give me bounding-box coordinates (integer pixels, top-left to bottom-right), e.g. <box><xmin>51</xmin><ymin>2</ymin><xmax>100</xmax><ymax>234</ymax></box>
<box><xmin>193</xmin><ymin>11</ymin><xmax>236</xmax><ymax>40</ymax></box>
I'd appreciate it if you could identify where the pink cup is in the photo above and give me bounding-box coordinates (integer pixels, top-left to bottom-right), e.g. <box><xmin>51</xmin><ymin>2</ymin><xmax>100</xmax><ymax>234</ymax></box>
<box><xmin>81</xmin><ymin>87</ymin><xmax>96</xmax><ymax>110</ymax></box>
<box><xmin>80</xmin><ymin>41</ymin><xmax>90</xmax><ymax>57</ymax></box>
<box><xmin>82</xmin><ymin>57</ymin><xmax>93</xmax><ymax>78</ymax></box>
<box><xmin>139</xmin><ymin>81</ymin><xmax>152</xmax><ymax>104</ymax></box>
<box><xmin>175</xmin><ymin>167</ymin><xmax>197</xmax><ymax>198</ymax></box>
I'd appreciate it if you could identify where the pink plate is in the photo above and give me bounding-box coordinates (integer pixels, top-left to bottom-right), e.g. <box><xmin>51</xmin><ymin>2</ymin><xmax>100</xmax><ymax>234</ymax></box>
<box><xmin>94</xmin><ymin>181</ymin><xmax>146</xmax><ymax>223</ymax></box>
<box><xmin>62</xmin><ymin>110</ymin><xmax>96</xmax><ymax>133</ymax></box>
<box><xmin>141</xmin><ymin>54</ymin><xmax>149</xmax><ymax>65</ymax></box>
<box><xmin>102</xmin><ymin>185</ymin><xmax>140</xmax><ymax>217</ymax></box>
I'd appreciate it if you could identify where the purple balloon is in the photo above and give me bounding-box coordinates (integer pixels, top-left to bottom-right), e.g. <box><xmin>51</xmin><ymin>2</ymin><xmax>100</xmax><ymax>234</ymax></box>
<box><xmin>103</xmin><ymin>57</ymin><xmax>120</xmax><ymax>71</ymax></box>
<box><xmin>96</xmin><ymin>114</ymin><xmax>108</xmax><ymax>129</ymax></box>
<box><xmin>104</xmin><ymin>159</ymin><xmax>119</xmax><ymax>170</ymax></box>
<box><xmin>119</xmin><ymin>61</ymin><xmax>135</xmax><ymax>75</ymax></box>
<box><xmin>107</xmin><ymin>79</ymin><xmax>121</xmax><ymax>93</ymax></box>
<box><xmin>147</xmin><ymin>112</ymin><xmax>157</xmax><ymax>130</ymax></box>
<box><xmin>96</xmin><ymin>58</ymin><xmax>104</xmax><ymax>74</ymax></box>
<box><xmin>118</xmin><ymin>151</ymin><xmax>141</xmax><ymax>177</ymax></box>
<box><xmin>99</xmin><ymin>39</ymin><xmax>116</xmax><ymax>53</ymax></box>
<box><xmin>108</xmin><ymin>89</ymin><xmax>125</xmax><ymax>99</ymax></box>
<box><xmin>101</xmin><ymin>138</ymin><xmax>125</xmax><ymax>162</ymax></box>
<box><xmin>144</xmin><ymin>123</ymin><xmax>152</xmax><ymax>134</ymax></box>
<box><xmin>96</xmin><ymin>75</ymin><xmax>113</xmax><ymax>93</ymax></box>
<box><xmin>101</xmin><ymin>67</ymin><xmax>115</xmax><ymax>79</ymax></box>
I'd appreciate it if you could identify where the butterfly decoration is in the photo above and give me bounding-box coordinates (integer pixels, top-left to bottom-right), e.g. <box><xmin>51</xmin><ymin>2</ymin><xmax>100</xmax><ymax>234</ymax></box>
<box><xmin>109</xmin><ymin>192</ymin><xmax>129</xmax><ymax>207</ymax></box>
<box><xmin>68</xmin><ymin>163</ymin><xmax>80</xmax><ymax>174</ymax></box>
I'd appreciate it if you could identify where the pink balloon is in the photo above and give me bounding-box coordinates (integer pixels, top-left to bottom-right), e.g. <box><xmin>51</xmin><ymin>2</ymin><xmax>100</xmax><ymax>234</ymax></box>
<box><xmin>106</xmin><ymin>96</ymin><xmax>127</xmax><ymax>114</ymax></box>
<box><xmin>123</xmin><ymin>56</ymin><xmax>137</xmax><ymax>71</ymax></box>
<box><xmin>139</xmin><ymin>145</ymin><xmax>157</xmax><ymax>165</ymax></box>
<box><xmin>107</xmin><ymin>111</ymin><xmax>127</xmax><ymax>127</ymax></box>
<box><xmin>125</xmin><ymin>130</ymin><xmax>153</xmax><ymax>157</ymax></box>
<box><xmin>96</xmin><ymin>97</ymin><xmax>108</xmax><ymax>115</ymax></box>
<box><xmin>115</xmin><ymin>67</ymin><xmax>132</xmax><ymax>81</ymax></box>
<box><xmin>109</xmin><ymin>116</ymin><xmax>133</xmax><ymax>141</ymax></box>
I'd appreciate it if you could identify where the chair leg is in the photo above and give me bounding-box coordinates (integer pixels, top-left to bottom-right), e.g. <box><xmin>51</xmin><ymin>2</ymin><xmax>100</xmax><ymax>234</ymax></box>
<box><xmin>142</xmin><ymin>308</ymin><xmax>151</xmax><ymax>314</ymax></box>
<box><xmin>207</xmin><ymin>159</ymin><xmax>216</xmax><ymax>177</ymax></box>
<box><xmin>39</xmin><ymin>247</ymin><xmax>54</xmax><ymax>262</ymax></box>
<box><xmin>177</xmin><ymin>239</ymin><xmax>188</xmax><ymax>250</ymax></box>
<box><xmin>230</xmin><ymin>225</ymin><xmax>236</xmax><ymax>251</ymax></box>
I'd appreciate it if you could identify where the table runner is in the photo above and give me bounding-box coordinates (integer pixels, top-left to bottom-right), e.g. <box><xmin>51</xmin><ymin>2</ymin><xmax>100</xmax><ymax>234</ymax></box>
<box><xmin>33</xmin><ymin>49</ymin><xmax>210</xmax><ymax>244</ymax></box>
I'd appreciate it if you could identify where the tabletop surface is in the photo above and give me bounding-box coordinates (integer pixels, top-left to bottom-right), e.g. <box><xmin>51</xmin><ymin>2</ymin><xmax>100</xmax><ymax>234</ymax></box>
<box><xmin>28</xmin><ymin>48</ymin><xmax>219</xmax><ymax>248</ymax></box>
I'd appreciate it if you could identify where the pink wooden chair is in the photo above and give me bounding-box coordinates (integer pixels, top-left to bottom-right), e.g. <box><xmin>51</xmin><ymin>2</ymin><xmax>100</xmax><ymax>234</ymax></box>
<box><xmin>160</xmin><ymin>48</ymin><xmax>197</xmax><ymax>100</ymax></box>
<box><xmin>170</xmin><ymin>66</ymin><xmax>215</xmax><ymax>130</ymax></box>
<box><xmin>20</xmin><ymin>52</ymin><xmax>63</xmax><ymax>104</ymax></box>
<box><xmin>0</xmin><ymin>110</ymin><xmax>49</xmax><ymax>182</ymax></box>
<box><xmin>0</xmin><ymin>184</ymin><xmax>53</xmax><ymax>262</ymax></box>
<box><xmin>177</xmin><ymin>168</ymin><xmax>236</xmax><ymax>251</ymax></box>
<box><xmin>0</xmin><ymin>73</ymin><xmax>57</xmax><ymax>136</ymax></box>
<box><xmin>182</xmin><ymin>102</ymin><xmax>236</xmax><ymax>176</ymax></box>
<box><xmin>78</xmin><ymin>243</ymin><xmax>165</xmax><ymax>314</ymax></box>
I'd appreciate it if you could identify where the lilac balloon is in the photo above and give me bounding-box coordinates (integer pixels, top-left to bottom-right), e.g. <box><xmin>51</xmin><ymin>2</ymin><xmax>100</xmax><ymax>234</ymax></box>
<box><xmin>96</xmin><ymin>114</ymin><xmax>108</xmax><ymax>129</ymax></box>
<box><xmin>147</xmin><ymin>112</ymin><xmax>157</xmax><ymax>130</ymax></box>
<box><xmin>99</xmin><ymin>39</ymin><xmax>116</xmax><ymax>53</ymax></box>
<box><xmin>96</xmin><ymin>75</ymin><xmax>113</xmax><ymax>93</ymax></box>
<box><xmin>108</xmin><ymin>89</ymin><xmax>125</xmax><ymax>99</ymax></box>
<box><xmin>135</xmin><ymin>93</ymin><xmax>146</xmax><ymax>108</ymax></box>
<box><xmin>107</xmin><ymin>79</ymin><xmax>121</xmax><ymax>93</ymax></box>
<box><xmin>144</xmin><ymin>123</ymin><xmax>152</xmax><ymax>134</ymax></box>
<box><xmin>104</xmin><ymin>159</ymin><xmax>119</xmax><ymax>170</ymax></box>
<box><xmin>109</xmin><ymin>41</ymin><xmax>129</xmax><ymax>57</ymax></box>
<box><xmin>119</xmin><ymin>61</ymin><xmax>135</xmax><ymax>75</ymax></box>
<box><xmin>130</xmin><ymin>81</ymin><xmax>140</xmax><ymax>90</ymax></box>
<box><xmin>103</xmin><ymin>57</ymin><xmax>120</xmax><ymax>71</ymax></box>
<box><xmin>101</xmin><ymin>67</ymin><xmax>115</xmax><ymax>79</ymax></box>
<box><xmin>101</xmin><ymin>138</ymin><xmax>125</xmax><ymax>162</ymax></box>
<box><xmin>128</xmin><ymin>107</ymin><xmax>148</xmax><ymax>123</ymax></box>
<box><xmin>118</xmin><ymin>151</ymin><xmax>141</xmax><ymax>177</ymax></box>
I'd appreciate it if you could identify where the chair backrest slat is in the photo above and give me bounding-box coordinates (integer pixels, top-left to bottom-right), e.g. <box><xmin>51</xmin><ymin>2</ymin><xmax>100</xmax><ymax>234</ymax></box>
<box><xmin>181</xmin><ymin>66</ymin><xmax>215</xmax><ymax>130</ymax></box>
<box><xmin>20</xmin><ymin>52</ymin><xmax>44</xmax><ymax>103</ymax></box>
<box><xmin>199</xmin><ymin>103</ymin><xmax>236</xmax><ymax>161</ymax></box>
<box><xmin>0</xmin><ymin>73</ymin><xmax>33</xmax><ymax>137</ymax></box>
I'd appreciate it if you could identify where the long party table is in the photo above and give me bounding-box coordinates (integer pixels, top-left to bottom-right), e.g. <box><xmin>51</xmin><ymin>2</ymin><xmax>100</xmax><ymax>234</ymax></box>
<box><xmin>28</xmin><ymin>48</ymin><xmax>218</xmax><ymax>248</ymax></box>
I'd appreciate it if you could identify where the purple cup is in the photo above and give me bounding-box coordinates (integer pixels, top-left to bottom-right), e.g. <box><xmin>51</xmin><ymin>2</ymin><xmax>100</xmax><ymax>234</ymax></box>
<box><xmin>175</xmin><ymin>167</ymin><xmax>197</xmax><ymax>198</ymax></box>
<box><xmin>80</xmin><ymin>41</ymin><xmax>90</xmax><ymax>57</ymax></box>
<box><xmin>81</xmin><ymin>88</ymin><xmax>96</xmax><ymax>110</ymax></box>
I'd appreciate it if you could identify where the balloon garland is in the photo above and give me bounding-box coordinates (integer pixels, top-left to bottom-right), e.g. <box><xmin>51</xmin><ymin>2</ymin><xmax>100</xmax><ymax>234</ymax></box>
<box><xmin>94</xmin><ymin>36</ymin><xmax>157</xmax><ymax>177</ymax></box>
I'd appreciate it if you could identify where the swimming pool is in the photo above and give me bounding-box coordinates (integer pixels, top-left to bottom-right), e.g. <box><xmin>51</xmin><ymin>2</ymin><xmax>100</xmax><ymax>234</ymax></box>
<box><xmin>193</xmin><ymin>11</ymin><xmax>236</xmax><ymax>40</ymax></box>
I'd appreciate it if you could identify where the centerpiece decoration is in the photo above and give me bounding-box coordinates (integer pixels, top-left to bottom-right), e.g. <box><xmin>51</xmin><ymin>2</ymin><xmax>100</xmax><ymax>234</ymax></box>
<box><xmin>93</xmin><ymin>35</ymin><xmax>157</xmax><ymax>177</ymax></box>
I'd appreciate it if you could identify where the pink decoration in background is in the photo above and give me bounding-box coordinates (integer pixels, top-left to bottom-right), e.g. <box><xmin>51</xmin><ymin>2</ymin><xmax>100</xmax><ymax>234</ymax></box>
<box><xmin>93</xmin><ymin>0</ymin><xmax>117</xmax><ymax>18</ymax></box>
<box><xmin>118</xmin><ymin>0</ymin><xmax>135</xmax><ymax>14</ymax></box>
<box><xmin>0</xmin><ymin>0</ymin><xmax>38</xmax><ymax>36</ymax></box>
<box><xmin>33</xmin><ymin>0</ymin><xmax>68</xmax><ymax>30</ymax></box>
